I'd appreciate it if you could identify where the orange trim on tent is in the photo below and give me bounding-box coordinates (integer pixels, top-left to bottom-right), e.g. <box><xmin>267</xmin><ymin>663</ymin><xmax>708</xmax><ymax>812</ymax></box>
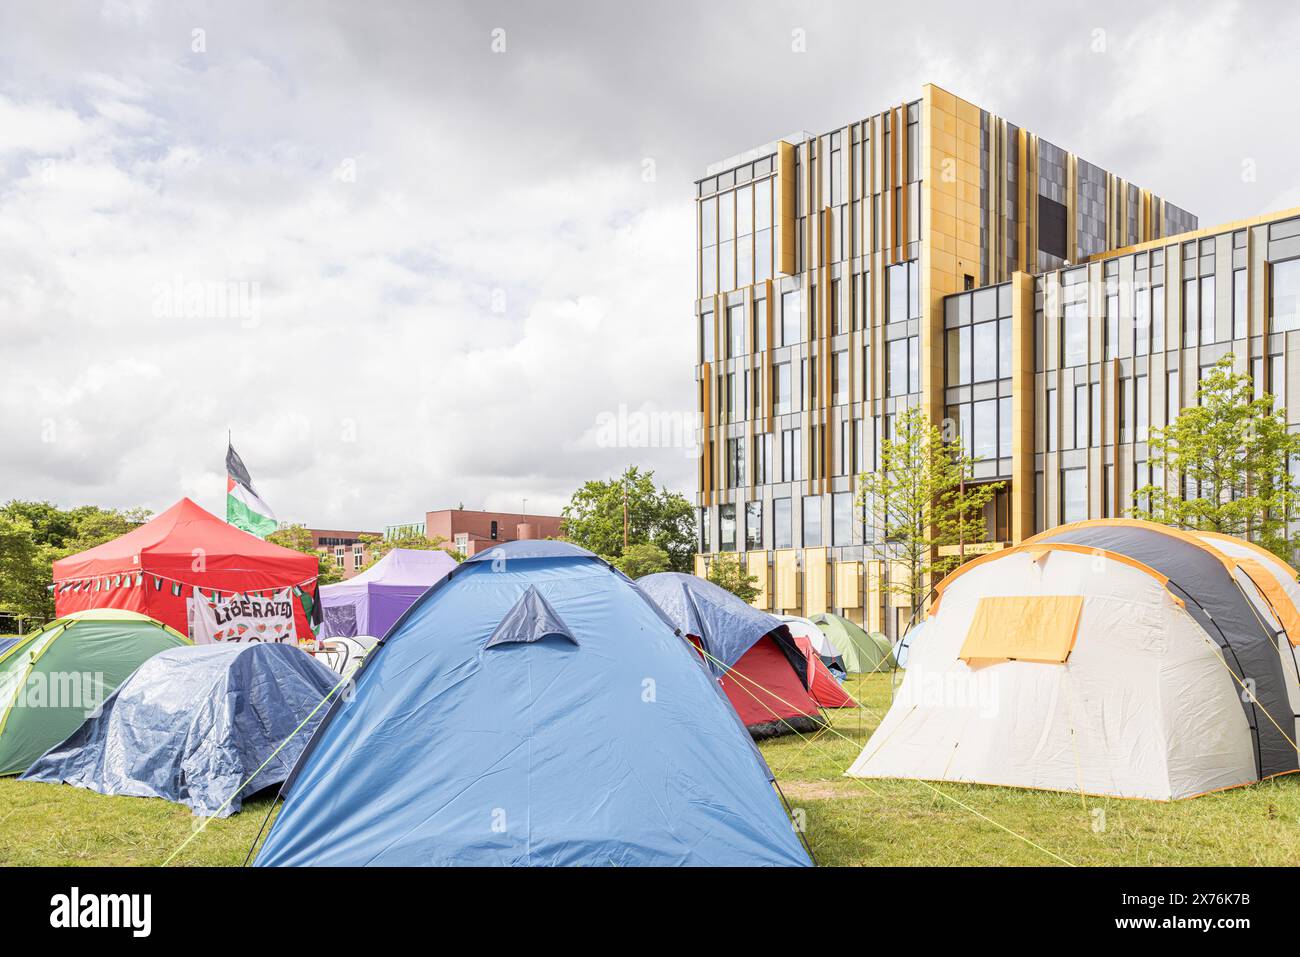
<box><xmin>1194</xmin><ymin>530</ymin><xmax>1300</xmax><ymax>581</ymax></box>
<box><xmin>1236</xmin><ymin>558</ymin><xmax>1300</xmax><ymax>647</ymax></box>
<box><xmin>931</xmin><ymin>541</ymin><xmax>1171</xmax><ymax>614</ymax></box>
<box><xmin>1022</xmin><ymin>518</ymin><xmax>1239</xmax><ymax>575</ymax></box>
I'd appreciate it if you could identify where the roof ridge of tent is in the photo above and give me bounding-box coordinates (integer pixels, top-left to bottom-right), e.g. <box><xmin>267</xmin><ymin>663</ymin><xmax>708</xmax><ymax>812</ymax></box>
<box><xmin>1194</xmin><ymin>530</ymin><xmax>1300</xmax><ymax>580</ymax></box>
<box><xmin>1022</xmin><ymin>519</ymin><xmax>1240</xmax><ymax>575</ymax></box>
<box><xmin>932</xmin><ymin>541</ymin><xmax>1176</xmax><ymax>613</ymax></box>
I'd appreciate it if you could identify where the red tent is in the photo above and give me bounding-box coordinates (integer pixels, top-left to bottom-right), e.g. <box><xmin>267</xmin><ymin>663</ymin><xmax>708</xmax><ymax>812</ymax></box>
<box><xmin>793</xmin><ymin>635</ymin><xmax>857</xmax><ymax>708</ymax></box>
<box><xmin>687</xmin><ymin>633</ymin><xmax>823</xmax><ymax>738</ymax></box>
<box><xmin>53</xmin><ymin>498</ymin><xmax>320</xmax><ymax>642</ymax></box>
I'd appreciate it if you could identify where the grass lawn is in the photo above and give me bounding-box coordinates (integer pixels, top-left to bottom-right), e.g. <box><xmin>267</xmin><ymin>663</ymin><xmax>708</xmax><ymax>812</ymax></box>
<box><xmin>2</xmin><ymin>673</ymin><xmax>1298</xmax><ymax>866</ymax></box>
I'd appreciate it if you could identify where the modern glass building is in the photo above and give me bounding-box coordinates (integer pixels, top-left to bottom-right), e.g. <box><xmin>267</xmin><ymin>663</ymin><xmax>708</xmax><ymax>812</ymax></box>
<box><xmin>690</xmin><ymin>83</ymin><xmax>1297</xmax><ymax>638</ymax></box>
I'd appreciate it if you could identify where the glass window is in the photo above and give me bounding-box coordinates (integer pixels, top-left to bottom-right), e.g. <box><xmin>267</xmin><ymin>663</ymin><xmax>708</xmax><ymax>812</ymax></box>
<box><xmin>946</xmin><ymin>326</ymin><xmax>970</xmax><ymax>386</ymax></box>
<box><xmin>719</xmin><ymin>239</ymin><xmax>734</xmax><ymax>292</ymax></box>
<box><xmin>831</xmin><ymin>278</ymin><xmax>844</xmax><ymax>335</ymax></box>
<box><xmin>736</xmin><ymin>235</ymin><xmax>752</xmax><ymax>289</ymax></box>
<box><xmin>700</xmin><ymin>246</ymin><xmax>716</xmax><ymax>297</ymax></box>
<box><xmin>1183</xmin><ymin>277</ymin><xmax>1198</xmax><ymax>347</ymax></box>
<box><xmin>774</xmin><ymin>498</ymin><xmax>792</xmax><ymax>549</ymax></box>
<box><xmin>1136</xmin><ymin>374</ymin><xmax>1149</xmax><ymax>441</ymax></box>
<box><xmin>718</xmin><ymin>189</ymin><xmax>734</xmax><ymax>243</ymax></box>
<box><xmin>755</xmin><ymin>178</ymin><xmax>772</xmax><ymax>231</ymax></box>
<box><xmin>719</xmin><ymin>504</ymin><xmax>736</xmax><ymax>551</ymax></box>
<box><xmin>728</xmin><ymin>304</ymin><xmax>744</xmax><ymax>357</ymax></box>
<box><xmin>1046</xmin><ymin>388</ymin><xmax>1057</xmax><ymax>452</ymax></box>
<box><xmin>1119</xmin><ymin>377</ymin><xmax>1131</xmax><ymax>442</ymax></box>
<box><xmin>727</xmin><ymin>436</ymin><xmax>745</xmax><ymax>487</ymax></box>
<box><xmin>1152</xmin><ymin>285</ymin><xmax>1165</xmax><ymax>352</ymax></box>
<box><xmin>745</xmin><ymin>501</ymin><xmax>763</xmax><ymax>550</ymax></box>
<box><xmin>887</xmin><ymin>262</ymin><xmax>908</xmax><ymax>324</ymax></box>
<box><xmin>781</xmin><ymin>290</ymin><xmax>800</xmax><ymax>346</ymax></box>
<box><xmin>802</xmin><ymin>495</ymin><xmax>822</xmax><ymax>547</ymax></box>
<box><xmin>1272</xmin><ymin>259</ymin><xmax>1300</xmax><ymax>332</ymax></box>
<box><xmin>1062</xmin><ymin>468</ymin><xmax>1087</xmax><ymax>524</ymax></box>
<box><xmin>1074</xmin><ymin>383</ymin><xmax>1088</xmax><ymax>449</ymax></box>
<box><xmin>1233</xmin><ymin>269</ymin><xmax>1247</xmax><ymax>339</ymax></box>
<box><xmin>775</xmin><ymin>363</ymin><xmax>792</xmax><ymax>415</ymax></box>
<box><xmin>973</xmin><ymin>321</ymin><xmax>997</xmax><ymax>382</ymax></box>
<box><xmin>782</xmin><ymin>428</ymin><xmax>801</xmax><ymax>481</ymax></box>
<box><xmin>998</xmin><ymin>318</ymin><xmax>1011</xmax><ymax>379</ymax></box>
<box><xmin>736</xmin><ymin>184</ymin><xmax>752</xmax><ymax>237</ymax></box>
<box><xmin>1105</xmin><ymin>285</ymin><xmax>1119</xmax><ymax>360</ymax></box>
<box><xmin>907</xmin><ymin>261</ymin><xmax>919</xmax><ymax>320</ymax></box>
<box><xmin>699</xmin><ymin>507</ymin><xmax>710</xmax><ymax>551</ymax></box>
<box><xmin>832</xmin><ymin>351</ymin><xmax>848</xmax><ymax>404</ymax></box>
<box><xmin>998</xmin><ymin>395</ymin><xmax>1012</xmax><ymax>458</ymax></box>
<box><xmin>753</xmin><ymin>299</ymin><xmax>767</xmax><ymax>351</ymax></box>
<box><xmin>829</xmin><ymin>144</ymin><xmax>841</xmax><ymax>206</ymax></box>
<box><xmin>973</xmin><ymin>399</ymin><xmax>997</xmax><ymax>460</ymax></box>
<box><xmin>1063</xmin><ymin>300</ymin><xmax>1087</xmax><ymax>367</ymax></box>
<box><xmin>888</xmin><ymin>338</ymin><xmax>908</xmax><ymax>397</ymax></box>
<box><xmin>908</xmin><ymin>336</ymin><xmax>919</xmax><ymax>394</ymax></box>
<box><xmin>700</xmin><ymin>197</ymin><xmax>716</xmax><ymax>248</ymax></box>
<box><xmin>755</xmin><ymin>228</ymin><xmax>772</xmax><ymax>282</ymax></box>
<box><xmin>832</xmin><ymin>492</ymin><xmax>853</xmax><ymax>546</ymax></box>
<box><xmin>1134</xmin><ymin>284</ymin><xmax>1149</xmax><ymax>357</ymax></box>
<box><xmin>1167</xmin><ymin>370</ymin><xmax>1179</xmax><ymax>423</ymax></box>
<box><xmin>700</xmin><ymin>311</ymin><xmax>713</xmax><ymax>362</ymax></box>
<box><xmin>756</xmin><ymin>432</ymin><xmax>773</xmax><ymax>483</ymax></box>
<box><xmin>1200</xmin><ymin>275</ymin><xmax>1216</xmax><ymax>345</ymax></box>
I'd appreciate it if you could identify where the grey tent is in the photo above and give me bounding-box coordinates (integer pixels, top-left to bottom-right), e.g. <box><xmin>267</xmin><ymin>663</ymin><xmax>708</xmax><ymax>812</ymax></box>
<box><xmin>22</xmin><ymin>642</ymin><xmax>340</xmax><ymax>816</ymax></box>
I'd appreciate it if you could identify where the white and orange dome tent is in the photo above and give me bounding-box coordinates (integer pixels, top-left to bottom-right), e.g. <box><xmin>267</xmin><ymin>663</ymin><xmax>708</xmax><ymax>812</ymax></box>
<box><xmin>847</xmin><ymin>519</ymin><xmax>1300</xmax><ymax>800</ymax></box>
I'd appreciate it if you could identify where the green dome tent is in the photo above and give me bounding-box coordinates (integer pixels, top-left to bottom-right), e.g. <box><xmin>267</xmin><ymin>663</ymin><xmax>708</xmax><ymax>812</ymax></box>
<box><xmin>810</xmin><ymin>612</ymin><xmax>894</xmax><ymax>674</ymax></box>
<box><xmin>0</xmin><ymin>608</ymin><xmax>189</xmax><ymax>775</ymax></box>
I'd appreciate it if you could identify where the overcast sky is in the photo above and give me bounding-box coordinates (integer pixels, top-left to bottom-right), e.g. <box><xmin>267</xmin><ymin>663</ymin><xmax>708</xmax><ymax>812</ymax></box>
<box><xmin>2</xmin><ymin>0</ymin><xmax>1297</xmax><ymax>529</ymax></box>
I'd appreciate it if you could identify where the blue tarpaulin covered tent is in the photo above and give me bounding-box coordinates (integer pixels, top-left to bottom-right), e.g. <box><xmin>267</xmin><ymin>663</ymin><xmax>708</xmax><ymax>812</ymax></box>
<box><xmin>22</xmin><ymin>642</ymin><xmax>340</xmax><ymax>816</ymax></box>
<box><xmin>254</xmin><ymin>540</ymin><xmax>812</xmax><ymax>866</ymax></box>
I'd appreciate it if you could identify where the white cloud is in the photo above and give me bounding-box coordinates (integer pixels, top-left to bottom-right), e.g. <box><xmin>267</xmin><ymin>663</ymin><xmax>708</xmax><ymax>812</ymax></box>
<box><xmin>0</xmin><ymin>0</ymin><xmax>1296</xmax><ymax>529</ymax></box>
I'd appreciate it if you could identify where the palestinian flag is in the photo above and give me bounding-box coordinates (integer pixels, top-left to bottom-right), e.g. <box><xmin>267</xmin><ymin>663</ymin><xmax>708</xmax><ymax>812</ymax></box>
<box><xmin>226</xmin><ymin>443</ymin><xmax>278</xmax><ymax>538</ymax></box>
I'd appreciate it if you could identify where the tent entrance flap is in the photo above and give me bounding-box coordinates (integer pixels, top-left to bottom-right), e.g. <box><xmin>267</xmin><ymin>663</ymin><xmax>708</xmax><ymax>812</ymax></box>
<box><xmin>959</xmin><ymin>595</ymin><xmax>1084</xmax><ymax>664</ymax></box>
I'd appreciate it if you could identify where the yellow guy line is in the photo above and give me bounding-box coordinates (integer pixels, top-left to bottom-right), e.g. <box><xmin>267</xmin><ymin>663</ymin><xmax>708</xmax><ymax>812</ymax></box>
<box><xmin>692</xmin><ymin>643</ymin><xmax>1076</xmax><ymax>867</ymax></box>
<box><xmin>160</xmin><ymin>670</ymin><xmax>354</xmax><ymax>867</ymax></box>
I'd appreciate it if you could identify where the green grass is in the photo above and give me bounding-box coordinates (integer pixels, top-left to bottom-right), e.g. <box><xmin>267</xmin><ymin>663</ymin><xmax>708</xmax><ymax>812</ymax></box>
<box><xmin>764</xmin><ymin>674</ymin><xmax>1300</xmax><ymax>866</ymax></box>
<box><xmin>2</xmin><ymin>673</ymin><xmax>1299</xmax><ymax>866</ymax></box>
<box><xmin>0</xmin><ymin>780</ymin><xmax>278</xmax><ymax>867</ymax></box>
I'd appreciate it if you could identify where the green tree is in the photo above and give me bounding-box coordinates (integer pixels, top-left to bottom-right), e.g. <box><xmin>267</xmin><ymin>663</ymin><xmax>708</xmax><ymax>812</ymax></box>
<box><xmin>0</xmin><ymin>501</ymin><xmax>152</xmax><ymax>624</ymax></box>
<box><xmin>612</xmin><ymin>542</ymin><xmax>671</xmax><ymax>579</ymax></box>
<box><xmin>0</xmin><ymin>513</ymin><xmax>49</xmax><ymax>628</ymax></box>
<box><xmin>1131</xmin><ymin>355</ymin><xmax>1300</xmax><ymax>560</ymax></box>
<box><xmin>267</xmin><ymin>524</ymin><xmax>347</xmax><ymax>585</ymax></box>
<box><xmin>706</xmin><ymin>552</ymin><xmax>761</xmax><ymax>603</ymax></box>
<box><xmin>857</xmin><ymin>406</ymin><xmax>1003</xmax><ymax>619</ymax></box>
<box><xmin>561</xmin><ymin>466</ymin><xmax>696</xmax><ymax>572</ymax></box>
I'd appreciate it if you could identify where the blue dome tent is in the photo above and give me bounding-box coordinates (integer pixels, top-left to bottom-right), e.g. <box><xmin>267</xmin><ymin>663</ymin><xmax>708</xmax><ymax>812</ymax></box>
<box><xmin>254</xmin><ymin>540</ymin><xmax>811</xmax><ymax>866</ymax></box>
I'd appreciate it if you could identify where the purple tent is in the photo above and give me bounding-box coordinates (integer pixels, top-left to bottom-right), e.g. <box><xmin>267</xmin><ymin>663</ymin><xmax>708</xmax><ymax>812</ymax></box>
<box><xmin>320</xmin><ymin>549</ymin><xmax>457</xmax><ymax>639</ymax></box>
